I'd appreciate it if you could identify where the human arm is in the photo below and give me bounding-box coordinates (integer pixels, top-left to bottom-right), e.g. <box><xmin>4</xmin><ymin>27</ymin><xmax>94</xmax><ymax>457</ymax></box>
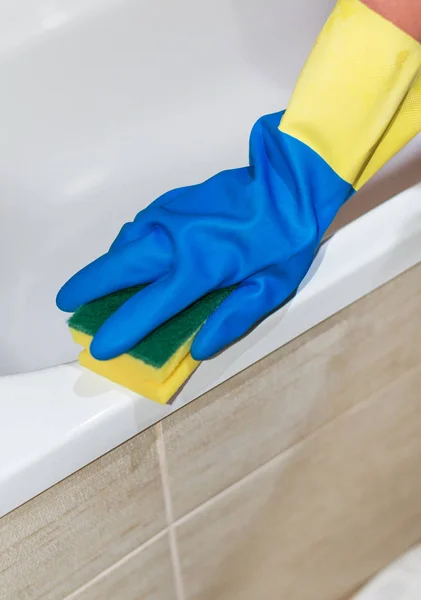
<box><xmin>363</xmin><ymin>0</ymin><xmax>421</xmax><ymax>41</ymax></box>
<box><xmin>57</xmin><ymin>0</ymin><xmax>421</xmax><ymax>362</ymax></box>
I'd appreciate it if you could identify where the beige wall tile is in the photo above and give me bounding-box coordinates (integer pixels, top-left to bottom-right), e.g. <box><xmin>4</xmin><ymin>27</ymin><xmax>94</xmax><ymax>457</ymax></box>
<box><xmin>71</xmin><ymin>533</ymin><xmax>176</xmax><ymax>600</ymax></box>
<box><xmin>163</xmin><ymin>265</ymin><xmax>421</xmax><ymax>518</ymax></box>
<box><xmin>0</xmin><ymin>427</ymin><xmax>166</xmax><ymax>600</ymax></box>
<box><xmin>177</xmin><ymin>365</ymin><xmax>421</xmax><ymax>600</ymax></box>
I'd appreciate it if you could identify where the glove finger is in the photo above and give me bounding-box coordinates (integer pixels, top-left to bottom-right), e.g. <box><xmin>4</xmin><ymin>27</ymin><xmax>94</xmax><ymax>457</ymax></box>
<box><xmin>56</xmin><ymin>229</ymin><xmax>171</xmax><ymax>312</ymax></box>
<box><xmin>191</xmin><ymin>267</ymin><xmax>296</xmax><ymax>361</ymax></box>
<box><xmin>90</xmin><ymin>270</ymin><xmax>210</xmax><ymax>360</ymax></box>
<box><xmin>111</xmin><ymin>185</ymin><xmax>194</xmax><ymax>251</ymax></box>
<box><xmin>110</xmin><ymin>221</ymin><xmax>151</xmax><ymax>252</ymax></box>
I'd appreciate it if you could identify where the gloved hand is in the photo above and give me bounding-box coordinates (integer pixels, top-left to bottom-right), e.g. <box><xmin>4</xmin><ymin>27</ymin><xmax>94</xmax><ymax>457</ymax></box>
<box><xmin>57</xmin><ymin>109</ymin><xmax>352</xmax><ymax>361</ymax></box>
<box><xmin>57</xmin><ymin>0</ymin><xmax>421</xmax><ymax>362</ymax></box>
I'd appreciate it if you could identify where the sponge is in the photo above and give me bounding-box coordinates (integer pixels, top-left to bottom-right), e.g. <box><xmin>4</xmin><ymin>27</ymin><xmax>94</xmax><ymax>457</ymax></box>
<box><xmin>68</xmin><ymin>285</ymin><xmax>235</xmax><ymax>403</ymax></box>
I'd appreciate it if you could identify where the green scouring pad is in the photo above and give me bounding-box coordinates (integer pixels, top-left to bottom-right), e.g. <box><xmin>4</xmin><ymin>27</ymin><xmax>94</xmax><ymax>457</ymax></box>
<box><xmin>68</xmin><ymin>284</ymin><xmax>235</xmax><ymax>403</ymax></box>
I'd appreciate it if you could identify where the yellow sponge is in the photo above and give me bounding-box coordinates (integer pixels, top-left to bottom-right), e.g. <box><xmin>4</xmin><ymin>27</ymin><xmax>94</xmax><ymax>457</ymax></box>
<box><xmin>68</xmin><ymin>285</ymin><xmax>235</xmax><ymax>403</ymax></box>
<box><xmin>70</xmin><ymin>329</ymin><xmax>199</xmax><ymax>404</ymax></box>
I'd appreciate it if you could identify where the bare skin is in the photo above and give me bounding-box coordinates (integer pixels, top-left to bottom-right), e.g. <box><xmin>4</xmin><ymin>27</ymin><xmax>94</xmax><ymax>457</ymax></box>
<box><xmin>363</xmin><ymin>0</ymin><xmax>421</xmax><ymax>42</ymax></box>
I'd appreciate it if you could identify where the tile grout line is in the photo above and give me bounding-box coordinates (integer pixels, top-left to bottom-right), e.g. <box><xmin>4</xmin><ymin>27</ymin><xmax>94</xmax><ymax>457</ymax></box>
<box><xmin>172</xmin><ymin>363</ymin><xmax>421</xmax><ymax>529</ymax></box>
<box><xmin>61</xmin><ymin>529</ymin><xmax>167</xmax><ymax>600</ymax></box>
<box><xmin>171</xmin><ymin>399</ymin><xmax>351</xmax><ymax>528</ymax></box>
<box><xmin>171</xmin><ymin>422</ymin><xmax>326</xmax><ymax>527</ymax></box>
<box><xmin>61</xmin><ymin>325</ymin><xmax>418</xmax><ymax>599</ymax></box>
<box><xmin>172</xmin><ymin>433</ymin><xmax>295</xmax><ymax>528</ymax></box>
<box><xmin>156</xmin><ymin>421</ymin><xmax>186</xmax><ymax>600</ymax></box>
<box><xmin>55</xmin><ymin>355</ymin><xmax>417</xmax><ymax>600</ymax></box>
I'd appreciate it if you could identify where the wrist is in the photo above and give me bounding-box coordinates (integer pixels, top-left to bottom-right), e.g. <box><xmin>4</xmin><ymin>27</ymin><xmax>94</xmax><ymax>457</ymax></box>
<box><xmin>362</xmin><ymin>0</ymin><xmax>421</xmax><ymax>42</ymax></box>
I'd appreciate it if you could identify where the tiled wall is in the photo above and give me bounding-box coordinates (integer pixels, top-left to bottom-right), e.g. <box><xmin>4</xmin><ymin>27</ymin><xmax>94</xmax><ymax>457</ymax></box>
<box><xmin>1</xmin><ymin>264</ymin><xmax>421</xmax><ymax>600</ymax></box>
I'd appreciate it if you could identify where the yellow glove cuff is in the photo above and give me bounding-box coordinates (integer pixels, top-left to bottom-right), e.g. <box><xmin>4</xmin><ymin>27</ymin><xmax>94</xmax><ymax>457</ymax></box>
<box><xmin>280</xmin><ymin>0</ymin><xmax>421</xmax><ymax>187</ymax></box>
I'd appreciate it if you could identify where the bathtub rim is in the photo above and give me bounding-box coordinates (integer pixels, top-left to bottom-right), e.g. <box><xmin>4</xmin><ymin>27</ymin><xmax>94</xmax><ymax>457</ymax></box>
<box><xmin>0</xmin><ymin>182</ymin><xmax>421</xmax><ymax>517</ymax></box>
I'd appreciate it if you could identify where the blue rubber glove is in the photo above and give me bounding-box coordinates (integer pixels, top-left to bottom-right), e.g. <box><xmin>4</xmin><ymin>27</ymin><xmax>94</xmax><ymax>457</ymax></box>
<box><xmin>57</xmin><ymin>111</ymin><xmax>351</xmax><ymax>361</ymax></box>
<box><xmin>57</xmin><ymin>0</ymin><xmax>421</xmax><ymax>362</ymax></box>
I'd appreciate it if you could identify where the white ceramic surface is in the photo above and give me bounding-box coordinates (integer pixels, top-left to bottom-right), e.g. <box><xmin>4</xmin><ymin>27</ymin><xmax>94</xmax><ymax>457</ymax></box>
<box><xmin>1</xmin><ymin>0</ymin><xmax>421</xmax><ymax>375</ymax></box>
<box><xmin>352</xmin><ymin>544</ymin><xmax>421</xmax><ymax>600</ymax></box>
<box><xmin>1</xmin><ymin>186</ymin><xmax>421</xmax><ymax>517</ymax></box>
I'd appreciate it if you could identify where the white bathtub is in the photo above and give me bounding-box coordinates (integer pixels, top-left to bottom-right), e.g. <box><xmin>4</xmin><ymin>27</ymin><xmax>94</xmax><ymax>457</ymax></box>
<box><xmin>1</xmin><ymin>0</ymin><xmax>421</xmax><ymax>375</ymax></box>
<box><xmin>0</xmin><ymin>0</ymin><xmax>420</xmax><ymax>516</ymax></box>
